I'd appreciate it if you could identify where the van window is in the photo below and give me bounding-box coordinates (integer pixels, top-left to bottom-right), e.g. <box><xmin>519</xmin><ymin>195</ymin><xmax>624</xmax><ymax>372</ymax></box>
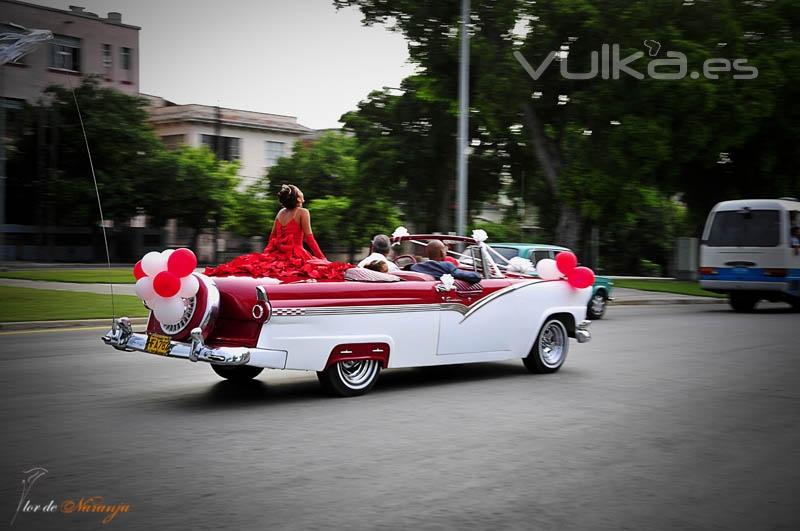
<box><xmin>706</xmin><ymin>210</ymin><xmax>780</xmax><ymax>247</ymax></box>
<box><xmin>530</xmin><ymin>250</ymin><xmax>552</xmax><ymax>264</ymax></box>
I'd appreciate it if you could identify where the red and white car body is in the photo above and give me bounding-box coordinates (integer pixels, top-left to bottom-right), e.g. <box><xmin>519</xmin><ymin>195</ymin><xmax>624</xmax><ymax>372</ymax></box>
<box><xmin>102</xmin><ymin>235</ymin><xmax>593</xmax><ymax>396</ymax></box>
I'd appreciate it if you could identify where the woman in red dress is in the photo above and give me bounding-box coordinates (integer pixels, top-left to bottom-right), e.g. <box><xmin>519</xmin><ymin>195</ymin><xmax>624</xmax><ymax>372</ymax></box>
<box><xmin>204</xmin><ymin>184</ymin><xmax>351</xmax><ymax>282</ymax></box>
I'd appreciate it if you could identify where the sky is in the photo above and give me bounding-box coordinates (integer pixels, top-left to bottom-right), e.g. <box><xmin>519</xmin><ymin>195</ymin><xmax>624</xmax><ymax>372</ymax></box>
<box><xmin>28</xmin><ymin>0</ymin><xmax>415</xmax><ymax>129</ymax></box>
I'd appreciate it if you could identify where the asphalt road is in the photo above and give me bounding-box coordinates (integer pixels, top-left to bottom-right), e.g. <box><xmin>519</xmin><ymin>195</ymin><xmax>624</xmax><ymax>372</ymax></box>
<box><xmin>0</xmin><ymin>303</ymin><xmax>797</xmax><ymax>530</ymax></box>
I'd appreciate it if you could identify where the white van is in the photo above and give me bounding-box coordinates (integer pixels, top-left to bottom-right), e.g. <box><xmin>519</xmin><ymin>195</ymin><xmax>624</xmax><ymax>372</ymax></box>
<box><xmin>700</xmin><ymin>198</ymin><xmax>800</xmax><ymax>311</ymax></box>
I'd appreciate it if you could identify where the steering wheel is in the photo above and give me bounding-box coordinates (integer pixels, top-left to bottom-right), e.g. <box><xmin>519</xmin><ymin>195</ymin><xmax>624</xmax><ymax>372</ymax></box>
<box><xmin>394</xmin><ymin>254</ymin><xmax>418</xmax><ymax>270</ymax></box>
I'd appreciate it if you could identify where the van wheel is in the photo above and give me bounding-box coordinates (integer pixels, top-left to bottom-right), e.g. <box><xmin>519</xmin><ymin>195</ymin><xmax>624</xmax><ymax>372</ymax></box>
<box><xmin>317</xmin><ymin>360</ymin><xmax>381</xmax><ymax>397</ymax></box>
<box><xmin>524</xmin><ymin>318</ymin><xmax>569</xmax><ymax>374</ymax></box>
<box><xmin>211</xmin><ymin>364</ymin><xmax>263</xmax><ymax>382</ymax></box>
<box><xmin>729</xmin><ymin>292</ymin><xmax>758</xmax><ymax>312</ymax></box>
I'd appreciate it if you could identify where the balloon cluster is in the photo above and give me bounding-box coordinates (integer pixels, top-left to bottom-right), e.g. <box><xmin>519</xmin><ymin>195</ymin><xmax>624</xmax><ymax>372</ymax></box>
<box><xmin>133</xmin><ymin>248</ymin><xmax>199</xmax><ymax>325</ymax></box>
<box><xmin>535</xmin><ymin>251</ymin><xmax>595</xmax><ymax>289</ymax></box>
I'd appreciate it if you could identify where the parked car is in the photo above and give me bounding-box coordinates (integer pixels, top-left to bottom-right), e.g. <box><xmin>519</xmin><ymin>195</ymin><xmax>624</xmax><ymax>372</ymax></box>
<box><xmin>488</xmin><ymin>243</ymin><xmax>614</xmax><ymax>319</ymax></box>
<box><xmin>102</xmin><ymin>234</ymin><xmax>593</xmax><ymax>397</ymax></box>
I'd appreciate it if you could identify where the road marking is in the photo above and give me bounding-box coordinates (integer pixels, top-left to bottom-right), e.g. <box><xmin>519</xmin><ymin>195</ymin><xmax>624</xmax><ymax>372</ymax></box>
<box><xmin>0</xmin><ymin>326</ymin><xmax>121</xmax><ymax>336</ymax></box>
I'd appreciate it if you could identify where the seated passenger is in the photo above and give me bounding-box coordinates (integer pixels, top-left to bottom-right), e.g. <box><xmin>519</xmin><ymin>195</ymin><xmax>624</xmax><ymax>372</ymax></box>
<box><xmin>364</xmin><ymin>259</ymin><xmax>389</xmax><ymax>273</ymax></box>
<box><xmin>357</xmin><ymin>234</ymin><xmax>400</xmax><ymax>272</ymax></box>
<box><xmin>411</xmin><ymin>241</ymin><xmax>481</xmax><ymax>283</ymax></box>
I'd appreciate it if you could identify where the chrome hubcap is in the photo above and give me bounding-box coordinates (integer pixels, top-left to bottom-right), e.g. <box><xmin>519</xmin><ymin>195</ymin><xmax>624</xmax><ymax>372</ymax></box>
<box><xmin>337</xmin><ymin>360</ymin><xmax>379</xmax><ymax>390</ymax></box>
<box><xmin>539</xmin><ymin>321</ymin><xmax>566</xmax><ymax>368</ymax></box>
<box><xmin>591</xmin><ymin>294</ymin><xmax>606</xmax><ymax>315</ymax></box>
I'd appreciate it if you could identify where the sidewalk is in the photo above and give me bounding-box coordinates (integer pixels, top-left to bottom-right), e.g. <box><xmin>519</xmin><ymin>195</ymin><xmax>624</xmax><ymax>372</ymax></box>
<box><xmin>610</xmin><ymin>287</ymin><xmax>724</xmax><ymax>306</ymax></box>
<box><xmin>0</xmin><ymin>278</ymin><xmax>725</xmax><ymax>304</ymax></box>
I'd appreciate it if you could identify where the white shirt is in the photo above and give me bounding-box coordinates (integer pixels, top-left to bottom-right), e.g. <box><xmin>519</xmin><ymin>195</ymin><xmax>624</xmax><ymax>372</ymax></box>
<box><xmin>357</xmin><ymin>252</ymin><xmax>400</xmax><ymax>272</ymax></box>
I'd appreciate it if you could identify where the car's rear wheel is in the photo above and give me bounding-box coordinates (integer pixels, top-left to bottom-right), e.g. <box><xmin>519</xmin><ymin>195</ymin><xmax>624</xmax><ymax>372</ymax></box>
<box><xmin>587</xmin><ymin>291</ymin><xmax>607</xmax><ymax>320</ymax></box>
<box><xmin>523</xmin><ymin>318</ymin><xmax>569</xmax><ymax>374</ymax></box>
<box><xmin>317</xmin><ymin>359</ymin><xmax>381</xmax><ymax>397</ymax></box>
<box><xmin>729</xmin><ymin>292</ymin><xmax>758</xmax><ymax>312</ymax></box>
<box><xmin>211</xmin><ymin>364</ymin><xmax>263</xmax><ymax>382</ymax></box>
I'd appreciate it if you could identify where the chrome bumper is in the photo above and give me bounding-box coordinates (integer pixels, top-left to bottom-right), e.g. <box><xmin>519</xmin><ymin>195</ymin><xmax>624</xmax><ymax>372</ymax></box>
<box><xmin>101</xmin><ymin>317</ymin><xmax>250</xmax><ymax>366</ymax></box>
<box><xmin>576</xmin><ymin>320</ymin><xmax>592</xmax><ymax>344</ymax></box>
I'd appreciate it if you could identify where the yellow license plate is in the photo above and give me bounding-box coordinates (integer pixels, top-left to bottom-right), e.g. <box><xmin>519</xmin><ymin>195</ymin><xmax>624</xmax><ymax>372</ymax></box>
<box><xmin>145</xmin><ymin>333</ymin><xmax>171</xmax><ymax>356</ymax></box>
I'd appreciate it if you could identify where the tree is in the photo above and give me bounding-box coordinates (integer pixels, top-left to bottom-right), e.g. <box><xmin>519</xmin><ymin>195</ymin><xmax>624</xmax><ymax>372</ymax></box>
<box><xmin>336</xmin><ymin>0</ymin><xmax>799</xmax><ymax>259</ymax></box>
<box><xmin>7</xmin><ymin>77</ymin><xmax>175</xmax><ymax>228</ymax></box>
<box><xmin>169</xmin><ymin>145</ymin><xmax>239</xmax><ymax>249</ymax></box>
<box><xmin>259</xmin><ymin>132</ymin><xmax>402</xmax><ymax>259</ymax></box>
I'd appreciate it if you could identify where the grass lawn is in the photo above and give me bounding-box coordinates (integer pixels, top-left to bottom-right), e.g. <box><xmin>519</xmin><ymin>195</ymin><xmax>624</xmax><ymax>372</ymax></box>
<box><xmin>0</xmin><ymin>286</ymin><xmax>148</xmax><ymax>322</ymax></box>
<box><xmin>0</xmin><ymin>268</ymin><xmax>136</xmax><ymax>284</ymax></box>
<box><xmin>614</xmin><ymin>279</ymin><xmax>726</xmax><ymax>298</ymax></box>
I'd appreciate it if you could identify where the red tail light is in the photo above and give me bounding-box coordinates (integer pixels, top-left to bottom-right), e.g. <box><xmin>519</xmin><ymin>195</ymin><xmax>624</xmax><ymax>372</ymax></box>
<box><xmin>764</xmin><ymin>268</ymin><xmax>787</xmax><ymax>277</ymax></box>
<box><xmin>699</xmin><ymin>267</ymin><xmax>718</xmax><ymax>275</ymax></box>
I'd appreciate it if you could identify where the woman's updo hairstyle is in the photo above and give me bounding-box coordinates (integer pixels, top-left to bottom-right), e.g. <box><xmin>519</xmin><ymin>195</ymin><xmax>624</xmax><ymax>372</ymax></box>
<box><xmin>278</xmin><ymin>184</ymin><xmax>300</xmax><ymax>209</ymax></box>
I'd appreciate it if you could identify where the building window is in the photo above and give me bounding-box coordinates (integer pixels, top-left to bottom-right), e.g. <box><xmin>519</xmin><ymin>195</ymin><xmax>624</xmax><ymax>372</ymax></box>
<box><xmin>49</xmin><ymin>35</ymin><xmax>81</xmax><ymax>72</ymax></box>
<box><xmin>0</xmin><ymin>24</ymin><xmax>26</xmax><ymax>64</ymax></box>
<box><xmin>102</xmin><ymin>44</ymin><xmax>112</xmax><ymax>78</ymax></box>
<box><xmin>161</xmin><ymin>134</ymin><xmax>185</xmax><ymax>151</ymax></box>
<box><xmin>201</xmin><ymin>134</ymin><xmax>240</xmax><ymax>162</ymax></box>
<box><xmin>121</xmin><ymin>47</ymin><xmax>132</xmax><ymax>70</ymax></box>
<box><xmin>265</xmin><ymin>141</ymin><xmax>286</xmax><ymax>167</ymax></box>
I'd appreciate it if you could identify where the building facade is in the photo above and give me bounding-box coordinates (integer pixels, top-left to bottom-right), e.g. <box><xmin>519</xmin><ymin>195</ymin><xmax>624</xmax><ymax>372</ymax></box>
<box><xmin>144</xmin><ymin>96</ymin><xmax>313</xmax><ymax>186</ymax></box>
<box><xmin>1</xmin><ymin>0</ymin><xmax>140</xmax><ymax>103</ymax></box>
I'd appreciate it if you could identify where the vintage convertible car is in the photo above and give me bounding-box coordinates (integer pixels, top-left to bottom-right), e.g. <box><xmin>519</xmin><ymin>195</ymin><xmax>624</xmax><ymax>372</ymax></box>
<box><xmin>102</xmin><ymin>234</ymin><xmax>593</xmax><ymax>397</ymax></box>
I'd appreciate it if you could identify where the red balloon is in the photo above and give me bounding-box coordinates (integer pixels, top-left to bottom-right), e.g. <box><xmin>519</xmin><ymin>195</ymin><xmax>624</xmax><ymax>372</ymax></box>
<box><xmin>556</xmin><ymin>251</ymin><xmax>578</xmax><ymax>275</ymax></box>
<box><xmin>167</xmin><ymin>248</ymin><xmax>197</xmax><ymax>277</ymax></box>
<box><xmin>153</xmin><ymin>271</ymin><xmax>181</xmax><ymax>297</ymax></box>
<box><xmin>133</xmin><ymin>260</ymin><xmax>146</xmax><ymax>280</ymax></box>
<box><xmin>568</xmin><ymin>266</ymin><xmax>595</xmax><ymax>289</ymax></box>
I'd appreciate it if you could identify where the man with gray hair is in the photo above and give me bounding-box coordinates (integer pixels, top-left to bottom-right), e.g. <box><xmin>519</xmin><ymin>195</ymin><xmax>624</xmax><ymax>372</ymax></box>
<box><xmin>357</xmin><ymin>234</ymin><xmax>400</xmax><ymax>272</ymax></box>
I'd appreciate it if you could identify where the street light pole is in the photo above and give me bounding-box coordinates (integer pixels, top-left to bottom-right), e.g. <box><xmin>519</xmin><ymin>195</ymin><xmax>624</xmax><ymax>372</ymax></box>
<box><xmin>456</xmin><ymin>0</ymin><xmax>470</xmax><ymax>237</ymax></box>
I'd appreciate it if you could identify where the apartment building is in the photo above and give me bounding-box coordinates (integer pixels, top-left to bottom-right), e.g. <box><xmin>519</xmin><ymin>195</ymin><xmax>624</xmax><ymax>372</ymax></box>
<box><xmin>1</xmin><ymin>0</ymin><xmax>139</xmax><ymax>103</ymax></box>
<box><xmin>144</xmin><ymin>95</ymin><xmax>313</xmax><ymax>186</ymax></box>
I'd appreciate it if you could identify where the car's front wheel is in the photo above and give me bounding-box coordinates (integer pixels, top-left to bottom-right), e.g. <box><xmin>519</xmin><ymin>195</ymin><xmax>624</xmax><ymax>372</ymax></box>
<box><xmin>586</xmin><ymin>291</ymin><xmax>607</xmax><ymax>320</ymax></box>
<box><xmin>523</xmin><ymin>318</ymin><xmax>569</xmax><ymax>374</ymax></box>
<box><xmin>317</xmin><ymin>359</ymin><xmax>381</xmax><ymax>397</ymax></box>
<box><xmin>211</xmin><ymin>364</ymin><xmax>263</xmax><ymax>382</ymax></box>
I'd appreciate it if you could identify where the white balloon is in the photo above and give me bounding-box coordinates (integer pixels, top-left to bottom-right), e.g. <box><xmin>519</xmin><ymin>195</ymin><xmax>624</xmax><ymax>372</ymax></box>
<box><xmin>178</xmin><ymin>274</ymin><xmax>199</xmax><ymax>298</ymax></box>
<box><xmin>161</xmin><ymin>249</ymin><xmax>174</xmax><ymax>261</ymax></box>
<box><xmin>134</xmin><ymin>277</ymin><xmax>156</xmax><ymax>302</ymax></box>
<box><xmin>141</xmin><ymin>251</ymin><xmax>166</xmax><ymax>276</ymax></box>
<box><xmin>536</xmin><ymin>258</ymin><xmax>562</xmax><ymax>281</ymax></box>
<box><xmin>152</xmin><ymin>297</ymin><xmax>186</xmax><ymax>325</ymax></box>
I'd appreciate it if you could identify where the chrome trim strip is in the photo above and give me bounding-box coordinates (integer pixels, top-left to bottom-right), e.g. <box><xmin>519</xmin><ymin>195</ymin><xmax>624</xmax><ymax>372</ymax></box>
<box><xmin>270</xmin><ymin>283</ymin><xmax>552</xmax><ymax>320</ymax></box>
<box><xmin>459</xmin><ymin>280</ymin><xmax>539</xmax><ymax>323</ymax></box>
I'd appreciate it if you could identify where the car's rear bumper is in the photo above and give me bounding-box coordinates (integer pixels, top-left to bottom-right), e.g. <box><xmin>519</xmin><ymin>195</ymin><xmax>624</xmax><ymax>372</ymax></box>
<box><xmin>101</xmin><ymin>318</ymin><xmax>286</xmax><ymax>369</ymax></box>
<box><xmin>700</xmin><ymin>280</ymin><xmax>788</xmax><ymax>292</ymax></box>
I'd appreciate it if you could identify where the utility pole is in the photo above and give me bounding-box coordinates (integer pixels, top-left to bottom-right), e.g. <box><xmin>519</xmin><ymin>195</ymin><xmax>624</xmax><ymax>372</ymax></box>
<box><xmin>455</xmin><ymin>0</ymin><xmax>470</xmax><ymax>237</ymax></box>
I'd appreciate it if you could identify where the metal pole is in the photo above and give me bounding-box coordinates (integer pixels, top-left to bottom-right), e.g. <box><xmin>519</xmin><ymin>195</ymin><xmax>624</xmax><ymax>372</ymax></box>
<box><xmin>456</xmin><ymin>0</ymin><xmax>470</xmax><ymax>237</ymax></box>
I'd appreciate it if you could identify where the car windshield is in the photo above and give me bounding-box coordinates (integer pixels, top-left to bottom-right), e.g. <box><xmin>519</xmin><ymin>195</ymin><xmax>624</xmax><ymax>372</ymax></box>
<box><xmin>707</xmin><ymin>209</ymin><xmax>780</xmax><ymax>247</ymax></box>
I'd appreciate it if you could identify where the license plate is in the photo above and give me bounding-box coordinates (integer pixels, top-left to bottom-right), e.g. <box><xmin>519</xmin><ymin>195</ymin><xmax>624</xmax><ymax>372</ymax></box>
<box><xmin>733</xmin><ymin>267</ymin><xmax>749</xmax><ymax>275</ymax></box>
<box><xmin>145</xmin><ymin>333</ymin><xmax>172</xmax><ymax>356</ymax></box>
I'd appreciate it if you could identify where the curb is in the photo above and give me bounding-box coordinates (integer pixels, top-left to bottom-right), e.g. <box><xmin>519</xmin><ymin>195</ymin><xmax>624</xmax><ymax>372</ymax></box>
<box><xmin>0</xmin><ymin>317</ymin><xmax>149</xmax><ymax>332</ymax></box>
<box><xmin>611</xmin><ymin>298</ymin><xmax>725</xmax><ymax>306</ymax></box>
<box><xmin>0</xmin><ymin>297</ymin><xmax>729</xmax><ymax>332</ymax></box>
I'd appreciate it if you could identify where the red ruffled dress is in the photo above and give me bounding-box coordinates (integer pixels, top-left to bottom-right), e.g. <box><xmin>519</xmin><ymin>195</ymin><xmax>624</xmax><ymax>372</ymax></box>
<box><xmin>204</xmin><ymin>219</ymin><xmax>352</xmax><ymax>282</ymax></box>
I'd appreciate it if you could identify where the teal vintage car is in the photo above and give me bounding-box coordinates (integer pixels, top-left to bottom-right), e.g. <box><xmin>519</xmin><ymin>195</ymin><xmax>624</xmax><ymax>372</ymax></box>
<box><xmin>489</xmin><ymin>243</ymin><xmax>615</xmax><ymax>319</ymax></box>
